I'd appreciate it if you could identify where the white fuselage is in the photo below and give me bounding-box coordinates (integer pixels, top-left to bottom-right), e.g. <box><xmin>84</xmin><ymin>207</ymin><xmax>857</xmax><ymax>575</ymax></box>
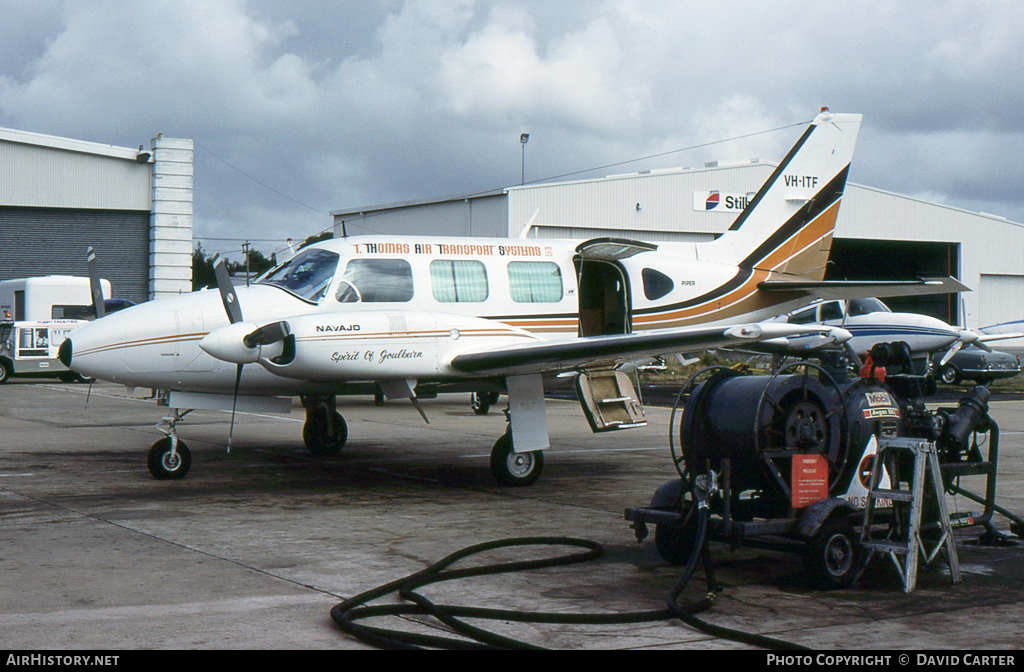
<box><xmin>776</xmin><ymin>298</ymin><xmax>963</xmax><ymax>356</ymax></box>
<box><xmin>64</xmin><ymin>235</ymin><xmax>822</xmax><ymax>395</ymax></box>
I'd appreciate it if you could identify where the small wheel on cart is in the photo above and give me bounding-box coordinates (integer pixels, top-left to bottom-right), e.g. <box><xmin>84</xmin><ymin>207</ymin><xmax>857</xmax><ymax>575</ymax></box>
<box><xmin>654</xmin><ymin>502</ymin><xmax>702</xmax><ymax>565</ymax></box>
<box><xmin>147</xmin><ymin>438</ymin><xmax>191</xmax><ymax>480</ymax></box>
<box><xmin>805</xmin><ymin>516</ymin><xmax>861</xmax><ymax>589</ymax></box>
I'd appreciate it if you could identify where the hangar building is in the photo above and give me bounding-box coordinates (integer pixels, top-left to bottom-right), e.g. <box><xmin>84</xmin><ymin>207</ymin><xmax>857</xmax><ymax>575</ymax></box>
<box><xmin>332</xmin><ymin>158</ymin><xmax>1024</xmax><ymax>337</ymax></box>
<box><xmin>0</xmin><ymin>127</ymin><xmax>194</xmax><ymax>304</ymax></box>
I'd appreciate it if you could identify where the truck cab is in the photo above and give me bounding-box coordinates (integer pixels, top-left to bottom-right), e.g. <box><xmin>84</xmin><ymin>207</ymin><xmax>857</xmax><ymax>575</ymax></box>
<box><xmin>0</xmin><ymin>319</ymin><xmax>88</xmax><ymax>383</ymax></box>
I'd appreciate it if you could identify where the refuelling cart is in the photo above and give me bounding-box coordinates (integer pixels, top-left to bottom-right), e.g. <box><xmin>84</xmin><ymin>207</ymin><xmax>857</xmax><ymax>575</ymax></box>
<box><xmin>626</xmin><ymin>344</ymin><xmax>1024</xmax><ymax>590</ymax></box>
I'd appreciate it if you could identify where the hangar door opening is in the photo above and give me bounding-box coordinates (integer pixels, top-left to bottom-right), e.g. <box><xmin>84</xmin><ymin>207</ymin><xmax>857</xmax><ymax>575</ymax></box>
<box><xmin>825</xmin><ymin>239</ymin><xmax>960</xmax><ymax>325</ymax></box>
<box><xmin>0</xmin><ymin>207</ymin><xmax>150</xmax><ymax>305</ymax></box>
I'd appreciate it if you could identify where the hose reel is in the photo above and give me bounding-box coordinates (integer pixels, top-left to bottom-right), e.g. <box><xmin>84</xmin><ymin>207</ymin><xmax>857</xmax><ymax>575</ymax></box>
<box><xmin>674</xmin><ymin>362</ymin><xmax>848</xmax><ymax>506</ymax></box>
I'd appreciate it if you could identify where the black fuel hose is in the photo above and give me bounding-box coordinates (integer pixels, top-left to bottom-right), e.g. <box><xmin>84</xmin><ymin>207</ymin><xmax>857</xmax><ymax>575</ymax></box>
<box><xmin>331</xmin><ymin>536</ymin><xmax>668</xmax><ymax>650</ymax></box>
<box><xmin>664</xmin><ymin>502</ymin><xmax>810</xmax><ymax>651</ymax></box>
<box><xmin>331</xmin><ymin>526</ymin><xmax>808</xmax><ymax>650</ymax></box>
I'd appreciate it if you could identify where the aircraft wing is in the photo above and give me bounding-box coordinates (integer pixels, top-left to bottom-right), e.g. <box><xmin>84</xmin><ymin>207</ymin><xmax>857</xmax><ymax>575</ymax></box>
<box><xmin>979</xmin><ymin>331</ymin><xmax>1024</xmax><ymax>343</ymax></box>
<box><xmin>980</xmin><ymin>321</ymin><xmax>1024</xmax><ymax>342</ymax></box>
<box><xmin>757</xmin><ymin>276</ymin><xmax>968</xmax><ymax>300</ymax></box>
<box><xmin>449</xmin><ymin>322</ymin><xmax>848</xmax><ymax>375</ymax></box>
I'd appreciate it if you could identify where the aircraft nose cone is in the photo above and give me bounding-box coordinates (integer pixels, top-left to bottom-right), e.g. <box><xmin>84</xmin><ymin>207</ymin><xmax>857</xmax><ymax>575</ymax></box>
<box><xmin>58</xmin><ymin>338</ymin><xmax>73</xmax><ymax>367</ymax></box>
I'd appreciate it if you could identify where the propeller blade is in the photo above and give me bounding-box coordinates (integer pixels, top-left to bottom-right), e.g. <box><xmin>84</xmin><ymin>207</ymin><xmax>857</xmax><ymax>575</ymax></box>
<box><xmin>940</xmin><ymin>340</ymin><xmax>965</xmax><ymax>366</ymax></box>
<box><xmin>87</xmin><ymin>246</ymin><xmax>105</xmax><ymax>319</ymax></box>
<box><xmin>941</xmin><ymin>328</ymin><xmax>987</xmax><ymax>366</ymax></box>
<box><xmin>243</xmin><ymin>321</ymin><xmax>291</xmax><ymax>348</ymax></box>
<box><xmin>843</xmin><ymin>342</ymin><xmax>863</xmax><ymax>368</ymax></box>
<box><xmin>227</xmin><ymin>362</ymin><xmax>243</xmax><ymax>452</ymax></box>
<box><xmin>212</xmin><ymin>254</ymin><xmax>243</xmax><ymax>324</ymax></box>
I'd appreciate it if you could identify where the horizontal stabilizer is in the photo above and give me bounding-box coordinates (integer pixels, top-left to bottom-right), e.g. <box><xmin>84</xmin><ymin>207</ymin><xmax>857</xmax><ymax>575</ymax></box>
<box><xmin>758</xmin><ymin>276</ymin><xmax>968</xmax><ymax>300</ymax></box>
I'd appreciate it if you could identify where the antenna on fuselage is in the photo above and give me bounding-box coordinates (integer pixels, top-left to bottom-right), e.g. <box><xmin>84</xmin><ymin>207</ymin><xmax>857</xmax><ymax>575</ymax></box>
<box><xmin>518</xmin><ymin>209</ymin><xmax>540</xmax><ymax>239</ymax></box>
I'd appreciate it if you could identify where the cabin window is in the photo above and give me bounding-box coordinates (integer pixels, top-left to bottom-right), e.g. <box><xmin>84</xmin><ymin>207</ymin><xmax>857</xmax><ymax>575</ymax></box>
<box><xmin>789</xmin><ymin>307</ymin><xmax>817</xmax><ymax>324</ymax></box>
<box><xmin>337</xmin><ymin>259</ymin><xmax>414</xmax><ymax>303</ymax></box>
<box><xmin>848</xmin><ymin>298</ymin><xmax>890</xmax><ymax>317</ymax></box>
<box><xmin>641</xmin><ymin>268</ymin><xmax>674</xmax><ymax>301</ymax></box>
<box><xmin>507</xmin><ymin>261</ymin><xmax>563</xmax><ymax>303</ymax></box>
<box><xmin>819</xmin><ymin>301</ymin><xmax>844</xmax><ymax>322</ymax></box>
<box><xmin>260</xmin><ymin>247</ymin><xmax>340</xmax><ymax>302</ymax></box>
<box><xmin>430</xmin><ymin>260</ymin><xmax>488</xmax><ymax>303</ymax></box>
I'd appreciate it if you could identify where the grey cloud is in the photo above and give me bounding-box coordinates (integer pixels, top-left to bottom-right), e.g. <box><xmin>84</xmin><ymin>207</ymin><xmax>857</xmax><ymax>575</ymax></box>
<box><xmin>1</xmin><ymin>0</ymin><xmax>1022</xmax><ymax>257</ymax></box>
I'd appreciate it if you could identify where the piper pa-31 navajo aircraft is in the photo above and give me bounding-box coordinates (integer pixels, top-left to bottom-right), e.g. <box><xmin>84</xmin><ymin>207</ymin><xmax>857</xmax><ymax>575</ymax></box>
<box><xmin>60</xmin><ymin>109</ymin><xmax>957</xmax><ymax>486</ymax></box>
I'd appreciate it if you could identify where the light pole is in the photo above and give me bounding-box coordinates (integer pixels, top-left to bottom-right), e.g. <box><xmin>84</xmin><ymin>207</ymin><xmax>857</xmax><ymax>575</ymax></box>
<box><xmin>520</xmin><ymin>133</ymin><xmax>530</xmax><ymax>185</ymax></box>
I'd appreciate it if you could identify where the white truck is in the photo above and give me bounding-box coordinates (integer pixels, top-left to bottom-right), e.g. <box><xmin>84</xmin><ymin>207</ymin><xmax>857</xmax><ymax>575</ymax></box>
<box><xmin>0</xmin><ymin>276</ymin><xmax>114</xmax><ymax>384</ymax></box>
<box><xmin>0</xmin><ymin>320</ymin><xmax>87</xmax><ymax>383</ymax></box>
<box><xmin>0</xmin><ymin>275</ymin><xmax>111</xmax><ymax>323</ymax></box>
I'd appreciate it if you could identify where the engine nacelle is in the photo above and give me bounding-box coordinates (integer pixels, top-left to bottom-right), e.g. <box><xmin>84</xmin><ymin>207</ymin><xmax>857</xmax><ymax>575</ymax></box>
<box><xmin>255</xmin><ymin>310</ymin><xmax>538</xmax><ymax>382</ymax></box>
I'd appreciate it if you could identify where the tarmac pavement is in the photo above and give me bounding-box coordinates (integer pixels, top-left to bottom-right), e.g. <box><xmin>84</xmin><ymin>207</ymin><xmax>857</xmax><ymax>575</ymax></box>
<box><xmin>1</xmin><ymin>379</ymin><xmax>1023</xmax><ymax>652</ymax></box>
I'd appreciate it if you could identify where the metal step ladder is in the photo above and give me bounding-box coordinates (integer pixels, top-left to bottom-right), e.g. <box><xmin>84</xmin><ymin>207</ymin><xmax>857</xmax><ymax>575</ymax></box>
<box><xmin>859</xmin><ymin>437</ymin><xmax>961</xmax><ymax>592</ymax></box>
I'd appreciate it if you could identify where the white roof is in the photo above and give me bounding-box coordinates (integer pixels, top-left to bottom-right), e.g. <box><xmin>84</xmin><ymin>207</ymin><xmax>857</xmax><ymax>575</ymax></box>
<box><xmin>0</xmin><ymin>126</ymin><xmax>142</xmax><ymax>162</ymax></box>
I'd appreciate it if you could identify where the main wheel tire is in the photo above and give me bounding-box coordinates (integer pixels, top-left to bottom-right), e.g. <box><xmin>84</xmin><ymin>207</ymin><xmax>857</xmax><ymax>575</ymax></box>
<box><xmin>470</xmin><ymin>392</ymin><xmax>491</xmax><ymax>416</ymax></box>
<box><xmin>941</xmin><ymin>364</ymin><xmax>962</xmax><ymax>385</ymax></box>
<box><xmin>805</xmin><ymin>517</ymin><xmax>861</xmax><ymax>590</ymax></box>
<box><xmin>147</xmin><ymin>438</ymin><xmax>191</xmax><ymax>480</ymax></box>
<box><xmin>489</xmin><ymin>432</ymin><xmax>543</xmax><ymax>487</ymax></box>
<box><xmin>303</xmin><ymin>409</ymin><xmax>348</xmax><ymax>455</ymax></box>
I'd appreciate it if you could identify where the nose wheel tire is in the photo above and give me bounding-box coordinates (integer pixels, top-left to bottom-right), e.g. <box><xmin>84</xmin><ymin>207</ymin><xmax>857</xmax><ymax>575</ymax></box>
<box><xmin>489</xmin><ymin>432</ymin><xmax>544</xmax><ymax>487</ymax></box>
<box><xmin>147</xmin><ymin>438</ymin><xmax>191</xmax><ymax>480</ymax></box>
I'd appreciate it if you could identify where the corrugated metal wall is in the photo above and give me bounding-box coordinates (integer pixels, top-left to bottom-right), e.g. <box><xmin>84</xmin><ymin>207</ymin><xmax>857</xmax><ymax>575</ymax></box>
<box><xmin>507</xmin><ymin>162</ymin><xmax>774</xmax><ymax>238</ymax></box>
<box><xmin>0</xmin><ymin>140</ymin><xmax>150</xmax><ymax>210</ymax></box>
<box><xmin>980</xmin><ymin>274</ymin><xmax>1024</xmax><ymax>346</ymax></box>
<box><xmin>0</xmin><ymin>207</ymin><xmax>150</xmax><ymax>304</ymax></box>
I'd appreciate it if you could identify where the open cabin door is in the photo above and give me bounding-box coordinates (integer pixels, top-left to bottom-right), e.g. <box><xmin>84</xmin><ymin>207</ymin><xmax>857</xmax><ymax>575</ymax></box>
<box><xmin>574</xmin><ymin>238</ymin><xmax>654</xmax><ymax>338</ymax></box>
<box><xmin>572</xmin><ymin>238</ymin><xmax>654</xmax><ymax>433</ymax></box>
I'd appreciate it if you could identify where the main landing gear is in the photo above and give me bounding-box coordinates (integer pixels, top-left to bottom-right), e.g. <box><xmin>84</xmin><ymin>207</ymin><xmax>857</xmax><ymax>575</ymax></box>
<box><xmin>142</xmin><ymin>393</ymin><xmax>542</xmax><ymax>487</ymax></box>
<box><xmin>489</xmin><ymin>431</ymin><xmax>544</xmax><ymax>487</ymax></box>
<box><xmin>302</xmin><ymin>395</ymin><xmax>348</xmax><ymax>456</ymax></box>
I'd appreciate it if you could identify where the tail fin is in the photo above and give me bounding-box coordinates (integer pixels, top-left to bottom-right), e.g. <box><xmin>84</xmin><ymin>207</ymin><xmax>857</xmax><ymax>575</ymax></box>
<box><xmin>703</xmin><ymin>109</ymin><xmax>862</xmax><ymax>279</ymax></box>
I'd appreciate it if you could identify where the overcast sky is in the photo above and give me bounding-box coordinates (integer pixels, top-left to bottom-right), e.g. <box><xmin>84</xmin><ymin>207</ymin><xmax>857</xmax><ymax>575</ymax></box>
<box><xmin>2</xmin><ymin>0</ymin><xmax>1022</xmax><ymax>263</ymax></box>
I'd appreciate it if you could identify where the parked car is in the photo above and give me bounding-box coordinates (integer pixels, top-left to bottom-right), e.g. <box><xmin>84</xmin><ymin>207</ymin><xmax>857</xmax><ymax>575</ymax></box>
<box><xmin>931</xmin><ymin>345</ymin><xmax>1022</xmax><ymax>385</ymax></box>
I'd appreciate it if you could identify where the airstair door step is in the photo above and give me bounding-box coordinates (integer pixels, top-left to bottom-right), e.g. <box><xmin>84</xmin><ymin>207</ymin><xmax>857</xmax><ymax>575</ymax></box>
<box><xmin>575</xmin><ymin>369</ymin><xmax>647</xmax><ymax>433</ymax></box>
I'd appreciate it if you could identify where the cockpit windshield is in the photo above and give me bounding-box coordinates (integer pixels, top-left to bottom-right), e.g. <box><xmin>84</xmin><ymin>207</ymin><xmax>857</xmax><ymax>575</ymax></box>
<box><xmin>259</xmin><ymin>247</ymin><xmax>340</xmax><ymax>303</ymax></box>
<box><xmin>847</xmin><ymin>297</ymin><xmax>891</xmax><ymax>316</ymax></box>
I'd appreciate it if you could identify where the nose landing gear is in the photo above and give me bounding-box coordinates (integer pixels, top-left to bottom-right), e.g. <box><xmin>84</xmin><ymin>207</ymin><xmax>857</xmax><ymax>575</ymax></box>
<box><xmin>148</xmin><ymin>409</ymin><xmax>192</xmax><ymax>480</ymax></box>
